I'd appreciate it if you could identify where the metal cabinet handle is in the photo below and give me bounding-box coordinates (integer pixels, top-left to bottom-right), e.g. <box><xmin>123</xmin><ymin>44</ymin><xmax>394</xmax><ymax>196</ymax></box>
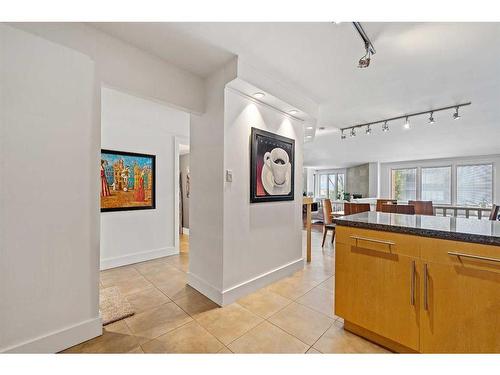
<box><xmin>448</xmin><ymin>252</ymin><xmax>500</xmax><ymax>264</ymax></box>
<box><xmin>410</xmin><ymin>260</ymin><xmax>416</xmax><ymax>306</ymax></box>
<box><xmin>424</xmin><ymin>263</ymin><xmax>429</xmax><ymax>311</ymax></box>
<box><xmin>349</xmin><ymin>235</ymin><xmax>395</xmax><ymax>247</ymax></box>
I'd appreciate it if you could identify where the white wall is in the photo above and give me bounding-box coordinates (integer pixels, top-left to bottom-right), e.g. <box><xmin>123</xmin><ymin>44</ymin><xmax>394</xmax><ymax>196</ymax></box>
<box><xmin>188</xmin><ymin>62</ymin><xmax>236</xmax><ymax>297</ymax></box>
<box><xmin>0</xmin><ymin>25</ymin><xmax>101</xmax><ymax>352</ymax></box>
<box><xmin>379</xmin><ymin>154</ymin><xmax>500</xmax><ymax>203</ymax></box>
<box><xmin>100</xmin><ymin>87</ymin><xmax>189</xmax><ymax>269</ymax></box>
<box><xmin>9</xmin><ymin>23</ymin><xmax>205</xmax><ymax>115</ymax></box>
<box><xmin>222</xmin><ymin>88</ymin><xmax>304</xmax><ymax>297</ymax></box>
<box><xmin>188</xmin><ymin>60</ymin><xmax>305</xmax><ymax>305</ymax></box>
<box><xmin>368</xmin><ymin>162</ymin><xmax>380</xmax><ymax>198</ymax></box>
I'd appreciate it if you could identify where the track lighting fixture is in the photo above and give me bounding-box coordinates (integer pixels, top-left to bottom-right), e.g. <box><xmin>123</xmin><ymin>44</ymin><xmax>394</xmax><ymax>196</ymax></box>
<box><xmin>353</xmin><ymin>22</ymin><xmax>375</xmax><ymax>69</ymax></box>
<box><xmin>404</xmin><ymin>116</ymin><xmax>410</xmax><ymax>129</ymax></box>
<box><xmin>428</xmin><ymin>112</ymin><xmax>435</xmax><ymax>124</ymax></box>
<box><xmin>339</xmin><ymin>102</ymin><xmax>470</xmax><ymax>140</ymax></box>
<box><xmin>358</xmin><ymin>42</ymin><xmax>371</xmax><ymax>69</ymax></box>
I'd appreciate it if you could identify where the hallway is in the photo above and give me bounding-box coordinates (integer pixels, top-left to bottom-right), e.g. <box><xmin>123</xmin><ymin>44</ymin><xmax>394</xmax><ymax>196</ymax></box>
<box><xmin>64</xmin><ymin>232</ymin><xmax>388</xmax><ymax>354</ymax></box>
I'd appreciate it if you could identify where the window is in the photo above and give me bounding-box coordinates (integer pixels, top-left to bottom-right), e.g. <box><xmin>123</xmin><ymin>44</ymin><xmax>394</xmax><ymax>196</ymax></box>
<box><xmin>421</xmin><ymin>166</ymin><xmax>451</xmax><ymax>204</ymax></box>
<box><xmin>319</xmin><ymin>175</ymin><xmax>328</xmax><ymax>197</ymax></box>
<box><xmin>457</xmin><ymin>164</ymin><xmax>493</xmax><ymax>207</ymax></box>
<box><xmin>391</xmin><ymin>168</ymin><xmax>417</xmax><ymax>201</ymax></box>
<box><xmin>317</xmin><ymin>173</ymin><xmax>345</xmax><ymax>200</ymax></box>
<box><xmin>328</xmin><ymin>174</ymin><xmax>336</xmax><ymax>200</ymax></box>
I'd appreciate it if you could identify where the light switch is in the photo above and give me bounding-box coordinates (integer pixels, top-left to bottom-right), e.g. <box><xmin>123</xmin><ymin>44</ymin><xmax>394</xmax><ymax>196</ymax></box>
<box><xmin>225</xmin><ymin>169</ymin><xmax>233</xmax><ymax>182</ymax></box>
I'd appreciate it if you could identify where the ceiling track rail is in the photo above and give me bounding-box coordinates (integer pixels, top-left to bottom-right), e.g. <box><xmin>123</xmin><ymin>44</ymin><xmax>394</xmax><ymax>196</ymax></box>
<box><xmin>352</xmin><ymin>22</ymin><xmax>376</xmax><ymax>55</ymax></box>
<box><xmin>340</xmin><ymin>102</ymin><xmax>471</xmax><ymax>132</ymax></box>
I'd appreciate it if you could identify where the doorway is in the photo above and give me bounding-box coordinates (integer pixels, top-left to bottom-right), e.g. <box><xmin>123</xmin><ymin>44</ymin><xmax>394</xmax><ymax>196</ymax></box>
<box><xmin>178</xmin><ymin>142</ymin><xmax>190</xmax><ymax>255</ymax></box>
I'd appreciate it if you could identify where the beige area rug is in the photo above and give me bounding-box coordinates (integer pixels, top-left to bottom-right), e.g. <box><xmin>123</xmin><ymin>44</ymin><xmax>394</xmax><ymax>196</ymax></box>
<box><xmin>99</xmin><ymin>286</ymin><xmax>135</xmax><ymax>326</ymax></box>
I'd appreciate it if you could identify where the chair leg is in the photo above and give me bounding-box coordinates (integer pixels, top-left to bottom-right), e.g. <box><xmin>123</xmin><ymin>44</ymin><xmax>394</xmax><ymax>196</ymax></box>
<box><xmin>322</xmin><ymin>226</ymin><xmax>327</xmax><ymax>247</ymax></box>
<box><xmin>331</xmin><ymin>229</ymin><xmax>335</xmax><ymax>244</ymax></box>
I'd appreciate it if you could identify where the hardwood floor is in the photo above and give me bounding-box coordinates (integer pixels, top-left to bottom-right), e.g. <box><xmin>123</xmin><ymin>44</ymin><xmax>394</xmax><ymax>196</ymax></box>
<box><xmin>62</xmin><ymin>232</ymin><xmax>388</xmax><ymax>354</ymax></box>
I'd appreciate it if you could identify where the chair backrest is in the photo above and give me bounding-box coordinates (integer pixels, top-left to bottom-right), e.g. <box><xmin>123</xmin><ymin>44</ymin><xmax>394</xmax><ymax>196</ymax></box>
<box><xmin>322</xmin><ymin>199</ymin><xmax>333</xmax><ymax>224</ymax></box>
<box><xmin>408</xmin><ymin>200</ymin><xmax>434</xmax><ymax>216</ymax></box>
<box><xmin>381</xmin><ymin>204</ymin><xmax>415</xmax><ymax>215</ymax></box>
<box><xmin>344</xmin><ymin>202</ymin><xmax>371</xmax><ymax>215</ymax></box>
<box><xmin>489</xmin><ymin>204</ymin><xmax>500</xmax><ymax>221</ymax></box>
<box><xmin>376</xmin><ymin>199</ymin><xmax>398</xmax><ymax>212</ymax></box>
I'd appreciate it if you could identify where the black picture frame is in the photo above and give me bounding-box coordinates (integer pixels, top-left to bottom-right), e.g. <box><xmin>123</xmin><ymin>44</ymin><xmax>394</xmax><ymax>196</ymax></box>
<box><xmin>250</xmin><ymin>127</ymin><xmax>295</xmax><ymax>203</ymax></box>
<box><xmin>100</xmin><ymin>149</ymin><xmax>156</xmax><ymax>212</ymax></box>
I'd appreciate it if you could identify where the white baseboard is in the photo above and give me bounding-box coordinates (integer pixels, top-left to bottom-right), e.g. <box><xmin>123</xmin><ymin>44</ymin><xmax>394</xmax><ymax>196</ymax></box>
<box><xmin>100</xmin><ymin>246</ymin><xmax>177</xmax><ymax>270</ymax></box>
<box><xmin>222</xmin><ymin>258</ymin><xmax>303</xmax><ymax>305</ymax></box>
<box><xmin>1</xmin><ymin>315</ymin><xmax>102</xmax><ymax>353</ymax></box>
<box><xmin>188</xmin><ymin>258</ymin><xmax>304</xmax><ymax>306</ymax></box>
<box><xmin>182</xmin><ymin>227</ymin><xmax>189</xmax><ymax>235</ymax></box>
<box><xmin>187</xmin><ymin>272</ymin><xmax>223</xmax><ymax>306</ymax></box>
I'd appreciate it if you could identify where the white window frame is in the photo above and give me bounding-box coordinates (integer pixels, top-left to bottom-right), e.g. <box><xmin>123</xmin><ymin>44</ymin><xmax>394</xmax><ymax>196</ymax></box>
<box><xmin>388</xmin><ymin>162</ymin><xmax>494</xmax><ymax>207</ymax></box>
<box><xmin>315</xmin><ymin>171</ymin><xmax>346</xmax><ymax>200</ymax></box>
<box><xmin>420</xmin><ymin>165</ymin><xmax>452</xmax><ymax>205</ymax></box>
<box><xmin>391</xmin><ymin>167</ymin><xmax>418</xmax><ymax>201</ymax></box>
<box><xmin>455</xmin><ymin>163</ymin><xmax>494</xmax><ymax>207</ymax></box>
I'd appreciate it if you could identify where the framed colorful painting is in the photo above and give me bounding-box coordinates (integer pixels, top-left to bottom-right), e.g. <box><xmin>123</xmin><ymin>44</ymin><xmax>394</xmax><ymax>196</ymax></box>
<box><xmin>100</xmin><ymin>149</ymin><xmax>156</xmax><ymax>212</ymax></box>
<box><xmin>250</xmin><ymin>127</ymin><xmax>295</xmax><ymax>203</ymax></box>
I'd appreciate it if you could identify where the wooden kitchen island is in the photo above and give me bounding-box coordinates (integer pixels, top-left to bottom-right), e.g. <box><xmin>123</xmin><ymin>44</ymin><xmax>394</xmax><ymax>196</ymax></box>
<box><xmin>333</xmin><ymin>212</ymin><xmax>500</xmax><ymax>353</ymax></box>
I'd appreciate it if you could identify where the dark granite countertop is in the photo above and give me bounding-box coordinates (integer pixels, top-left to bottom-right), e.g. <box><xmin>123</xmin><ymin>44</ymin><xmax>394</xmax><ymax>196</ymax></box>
<box><xmin>333</xmin><ymin>211</ymin><xmax>500</xmax><ymax>246</ymax></box>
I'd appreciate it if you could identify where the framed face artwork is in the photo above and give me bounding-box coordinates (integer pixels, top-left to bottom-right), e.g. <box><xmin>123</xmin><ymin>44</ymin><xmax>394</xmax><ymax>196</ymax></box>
<box><xmin>250</xmin><ymin>127</ymin><xmax>295</xmax><ymax>203</ymax></box>
<box><xmin>100</xmin><ymin>149</ymin><xmax>156</xmax><ymax>212</ymax></box>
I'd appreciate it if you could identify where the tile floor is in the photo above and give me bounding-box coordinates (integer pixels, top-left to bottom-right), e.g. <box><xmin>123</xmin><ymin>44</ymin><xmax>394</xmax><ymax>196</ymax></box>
<box><xmin>63</xmin><ymin>232</ymin><xmax>389</xmax><ymax>354</ymax></box>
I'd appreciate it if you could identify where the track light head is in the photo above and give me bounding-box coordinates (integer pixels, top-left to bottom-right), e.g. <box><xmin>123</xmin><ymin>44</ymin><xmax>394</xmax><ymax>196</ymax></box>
<box><xmin>428</xmin><ymin>112</ymin><xmax>435</xmax><ymax>124</ymax></box>
<box><xmin>350</xmin><ymin>128</ymin><xmax>356</xmax><ymax>137</ymax></box>
<box><xmin>365</xmin><ymin>125</ymin><xmax>372</xmax><ymax>135</ymax></box>
<box><xmin>341</xmin><ymin>130</ymin><xmax>346</xmax><ymax>140</ymax></box>
<box><xmin>404</xmin><ymin>116</ymin><xmax>410</xmax><ymax>129</ymax></box>
<box><xmin>453</xmin><ymin>107</ymin><xmax>461</xmax><ymax>120</ymax></box>
<box><xmin>382</xmin><ymin>121</ymin><xmax>389</xmax><ymax>132</ymax></box>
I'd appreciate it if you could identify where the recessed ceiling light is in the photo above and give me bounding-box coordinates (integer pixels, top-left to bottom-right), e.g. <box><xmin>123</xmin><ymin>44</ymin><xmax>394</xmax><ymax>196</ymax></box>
<box><xmin>253</xmin><ymin>92</ymin><xmax>265</xmax><ymax>99</ymax></box>
<box><xmin>306</xmin><ymin>126</ymin><xmax>313</xmax><ymax>130</ymax></box>
<box><xmin>306</xmin><ymin>135</ymin><xmax>312</xmax><ymax>139</ymax></box>
<box><xmin>288</xmin><ymin>109</ymin><xmax>298</xmax><ymax>115</ymax></box>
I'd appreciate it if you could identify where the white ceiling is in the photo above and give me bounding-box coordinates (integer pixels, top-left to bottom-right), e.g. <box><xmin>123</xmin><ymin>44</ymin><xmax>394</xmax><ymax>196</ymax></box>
<box><xmin>89</xmin><ymin>22</ymin><xmax>500</xmax><ymax>168</ymax></box>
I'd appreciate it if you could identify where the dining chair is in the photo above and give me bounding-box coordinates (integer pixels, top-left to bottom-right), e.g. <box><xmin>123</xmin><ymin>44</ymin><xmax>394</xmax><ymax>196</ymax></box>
<box><xmin>489</xmin><ymin>204</ymin><xmax>500</xmax><ymax>221</ymax></box>
<box><xmin>408</xmin><ymin>200</ymin><xmax>435</xmax><ymax>215</ymax></box>
<box><xmin>344</xmin><ymin>202</ymin><xmax>371</xmax><ymax>215</ymax></box>
<box><xmin>381</xmin><ymin>203</ymin><xmax>415</xmax><ymax>215</ymax></box>
<box><xmin>321</xmin><ymin>199</ymin><xmax>335</xmax><ymax>247</ymax></box>
<box><xmin>376</xmin><ymin>199</ymin><xmax>398</xmax><ymax>212</ymax></box>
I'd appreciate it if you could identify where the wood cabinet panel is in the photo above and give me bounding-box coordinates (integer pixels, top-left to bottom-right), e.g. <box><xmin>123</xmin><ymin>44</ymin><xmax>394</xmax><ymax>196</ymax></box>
<box><xmin>420</xmin><ymin>260</ymin><xmax>500</xmax><ymax>353</ymax></box>
<box><xmin>335</xmin><ymin>226</ymin><xmax>420</xmax><ymax>257</ymax></box>
<box><xmin>420</xmin><ymin>237</ymin><xmax>500</xmax><ymax>269</ymax></box>
<box><xmin>335</xmin><ymin>242</ymin><xmax>420</xmax><ymax>351</ymax></box>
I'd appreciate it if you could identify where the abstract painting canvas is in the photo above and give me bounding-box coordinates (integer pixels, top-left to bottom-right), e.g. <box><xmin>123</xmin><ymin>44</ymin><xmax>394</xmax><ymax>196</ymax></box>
<box><xmin>250</xmin><ymin>127</ymin><xmax>295</xmax><ymax>203</ymax></box>
<box><xmin>100</xmin><ymin>149</ymin><xmax>156</xmax><ymax>212</ymax></box>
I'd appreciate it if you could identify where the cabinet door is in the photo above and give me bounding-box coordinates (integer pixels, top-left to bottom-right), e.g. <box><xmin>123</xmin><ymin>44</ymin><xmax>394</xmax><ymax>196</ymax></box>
<box><xmin>335</xmin><ymin>242</ymin><xmax>420</xmax><ymax>351</ymax></box>
<box><xmin>420</xmin><ymin>260</ymin><xmax>500</xmax><ymax>353</ymax></box>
